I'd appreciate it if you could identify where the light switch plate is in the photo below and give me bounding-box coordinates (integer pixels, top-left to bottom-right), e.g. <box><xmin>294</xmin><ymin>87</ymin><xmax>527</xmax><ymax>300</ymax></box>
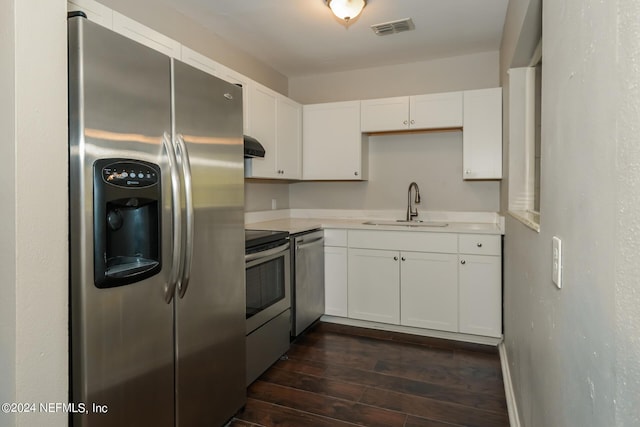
<box><xmin>552</xmin><ymin>236</ymin><xmax>562</xmax><ymax>289</ymax></box>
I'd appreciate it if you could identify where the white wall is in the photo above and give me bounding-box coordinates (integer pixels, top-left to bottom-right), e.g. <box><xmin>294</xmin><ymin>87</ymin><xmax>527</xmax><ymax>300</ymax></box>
<box><xmin>290</xmin><ymin>132</ymin><xmax>500</xmax><ymax>212</ymax></box>
<box><xmin>501</xmin><ymin>0</ymin><xmax>640</xmax><ymax>425</ymax></box>
<box><xmin>289</xmin><ymin>51</ymin><xmax>499</xmax><ymax>104</ymax></box>
<box><xmin>0</xmin><ymin>1</ymin><xmax>69</xmax><ymax>426</ymax></box>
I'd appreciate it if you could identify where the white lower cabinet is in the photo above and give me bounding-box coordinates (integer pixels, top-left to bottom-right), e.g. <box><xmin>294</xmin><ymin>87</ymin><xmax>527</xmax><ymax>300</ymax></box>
<box><xmin>333</xmin><ymin>229</ymin><xmax>503</xmax><ymax>339</ymax></box>
<box><xmin>348</xmin><ymin>249</ymin><xmax>400</xmax><ymax>324</ymax></box>
<box><xmin>458</xmin><ymin>254</ymin><xmax>502</xmax><ymax>337</ymax></box>
<box><xmin>324</xmin><ymin>246</ymin><xmax>348</xmax><ymax>317</ymax></box>
<box><xmin>400</xmin><ymin>252</ymin><xmax>458</xmax><ymax>332</ymax></box>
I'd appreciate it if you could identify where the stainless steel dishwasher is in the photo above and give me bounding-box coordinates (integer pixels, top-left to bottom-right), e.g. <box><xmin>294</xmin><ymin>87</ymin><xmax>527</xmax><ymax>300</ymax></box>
<box><xmin>290</xmin><ymin>229</ymin><xmax>325</xmax><ymax>337</ymax></box>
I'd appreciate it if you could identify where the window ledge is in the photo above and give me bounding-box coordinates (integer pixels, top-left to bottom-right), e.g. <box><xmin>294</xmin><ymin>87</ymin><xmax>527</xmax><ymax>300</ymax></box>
<box><xmin>508</xmin><ymin>210</ymin><xmax>540</xmax><ymax>232</ymax></box>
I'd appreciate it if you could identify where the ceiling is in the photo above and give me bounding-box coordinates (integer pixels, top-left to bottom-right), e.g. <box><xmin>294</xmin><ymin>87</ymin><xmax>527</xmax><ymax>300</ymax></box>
<box><xmin>157</xmin><ymin>0</ymin><xmax>509</xmax><ymax>78</ymax></box>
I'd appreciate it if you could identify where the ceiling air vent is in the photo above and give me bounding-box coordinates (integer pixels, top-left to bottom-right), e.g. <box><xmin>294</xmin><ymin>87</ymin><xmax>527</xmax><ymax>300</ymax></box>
<box><xmin>371</xmin><ymin>18</ymin><xmax>415</xmax><ymax>36</ymax></box>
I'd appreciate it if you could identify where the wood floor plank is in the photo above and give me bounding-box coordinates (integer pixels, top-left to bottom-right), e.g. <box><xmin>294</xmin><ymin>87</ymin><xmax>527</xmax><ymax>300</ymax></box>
<box><xmin>404</xmin><ymin>415</ymin><xmax>465</xmax><ymax>427</ymax></box>
<box><xmin>233</xmin><ymin>322</ymin><xmax>509</xmax><ymax>427</ymax></box>
<box><xmin>314</xmin><ymin>322</ymin><xmax>499</xmax><ymax>354</ymax></box>
<box><xmin>374</xmin><ymin>358</ymin><xmax>504</xmax><ymax>395</ymax></box>
<box><xmin>360</xmin><ymin>387</ymin><xmax>509</xmax><ymax>427</ymax></box>
<box><xmin>260</xmin><ymin>366</ymin><xmax>366</xmax><ymax>401</ymax></box>
<box><xmin>248</xmin><ymin>380</ymin><xmax>407</xmax><ymax>427</ymax></box>
<box><xmin>235</xmin><ymin>398</ymin><xmax>358</xmax><ymax>427</ymax></box>
<box><xmin>273</xmin><ymin>356</ymin><xmax>507</xmax><ymax>412</ymax></box>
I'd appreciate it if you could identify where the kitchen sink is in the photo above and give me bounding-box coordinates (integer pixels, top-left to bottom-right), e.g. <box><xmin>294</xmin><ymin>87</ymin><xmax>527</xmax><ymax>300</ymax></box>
<box><xmin>362</xmin><ymin>220</ymin><xmax>449</xmax><ymax>228</ymax></box>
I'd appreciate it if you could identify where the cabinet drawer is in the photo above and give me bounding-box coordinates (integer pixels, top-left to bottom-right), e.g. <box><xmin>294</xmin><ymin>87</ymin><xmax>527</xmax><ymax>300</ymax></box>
<box><xmin>458</xmin><ymin>234</ymin><xmax>501</xmax><ymax>256</ymax></box>
<box><xmin>324</xmin><ymin>229</ymin><xmax>347</xmax><ymax>247</ymax></box>
<box><xmin>348</xmin><ymin>230</ymin><xmax>457</xmax><ymax>253</ymax></box>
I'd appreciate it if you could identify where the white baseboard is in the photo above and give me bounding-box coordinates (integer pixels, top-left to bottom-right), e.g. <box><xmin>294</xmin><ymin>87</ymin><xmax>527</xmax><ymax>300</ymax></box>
<box><xmin>499</xmin><ymin>342</ymin><xmax>521</xmax><ymax>427</ymax></box>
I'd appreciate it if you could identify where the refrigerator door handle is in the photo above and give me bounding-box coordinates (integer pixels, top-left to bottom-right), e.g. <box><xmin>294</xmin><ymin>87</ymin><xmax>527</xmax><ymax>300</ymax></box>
<box><xmin>163</xmin><ymin>131</ymin><xmax>182</xmax><ymax>303</ymax></box>
<box><xmin>176</xmin><ymin>133</ymin><xmax>194</xmax><ymax>299</ymax></box>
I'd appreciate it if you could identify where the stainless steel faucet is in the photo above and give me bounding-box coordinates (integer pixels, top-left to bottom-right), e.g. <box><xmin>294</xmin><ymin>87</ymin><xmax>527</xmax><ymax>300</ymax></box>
<box><xmin>406</xmin><ymin>182</ymin><xmax>421</xmax><ymax>221</ymax></box>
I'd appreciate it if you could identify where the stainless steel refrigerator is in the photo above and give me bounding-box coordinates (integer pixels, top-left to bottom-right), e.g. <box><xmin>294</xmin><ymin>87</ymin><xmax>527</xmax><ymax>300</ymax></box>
<box><xmin>68</xmin><ymin>14</ymin><xmax>246</xmax><ymax>427</ymax></box>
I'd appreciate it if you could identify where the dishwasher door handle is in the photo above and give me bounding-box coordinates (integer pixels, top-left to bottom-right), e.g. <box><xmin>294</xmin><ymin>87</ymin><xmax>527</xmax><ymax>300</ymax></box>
<box><xmin>296</xmin><ymin>236</ymin><xmax>324</xmax><ymax>251</ymax></box>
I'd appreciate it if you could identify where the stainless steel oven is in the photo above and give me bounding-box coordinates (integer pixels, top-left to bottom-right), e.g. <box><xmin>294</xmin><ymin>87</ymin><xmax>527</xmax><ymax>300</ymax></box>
<box><xmin>245</xmin><ymin>229</ymin><xmax>291</xmax><ymax>385</ymax></box>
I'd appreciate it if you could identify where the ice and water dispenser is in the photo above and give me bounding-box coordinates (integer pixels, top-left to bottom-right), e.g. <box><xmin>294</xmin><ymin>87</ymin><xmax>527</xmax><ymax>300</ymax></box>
<box><xmin>93</xmin><ymin>159</ymin><xmax>162</xmax><ymax>288</ymax></box>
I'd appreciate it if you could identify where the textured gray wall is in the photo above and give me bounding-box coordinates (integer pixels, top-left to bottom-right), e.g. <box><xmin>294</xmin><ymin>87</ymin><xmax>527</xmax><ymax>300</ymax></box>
<box><xmin>501</xmin><ymin>0</ymin><xmax>640</xmax><ymax>425</ymax></box>
<box><xmin>289</xmin><ymin>132</ymin><xmax>500</xmax><ymax>212</ymax></box>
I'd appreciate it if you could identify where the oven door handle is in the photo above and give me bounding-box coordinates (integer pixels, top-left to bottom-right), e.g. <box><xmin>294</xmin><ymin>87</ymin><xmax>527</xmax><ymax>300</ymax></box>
<box><xmin>245</xmin><ymin>242</ymin><xmax>290</xmax><ymax>263</ymax></box>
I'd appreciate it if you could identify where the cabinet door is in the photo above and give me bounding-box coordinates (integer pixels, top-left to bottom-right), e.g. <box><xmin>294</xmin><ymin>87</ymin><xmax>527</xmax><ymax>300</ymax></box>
<box><xmin>458</xmin><ymin>254</ymin><xmax>502</xmax><ymax>337</ymax></box>
<box><xmin>400</xmin><ymin>252</ymin><xmax>458</xmax><ymax>332</ymax></box>
<box><xmin>463</xmin><ymin>88</ymin><xmax>503</xmax><ymax>179</ymax></box>
<box><xmin>248</xmin><ymin>84</ymin><xmax>277</xmax><ymax>178</ymax></box>
<box><xmin>324</xmin><ymin>246</ymin><xmax>348</xmax><ymax>317</ymax></box>
<box><xmin>410</xmin><ymin>92</ymin><xmax>463</xmax><ymax>129</ymax></box>
<box><xmin>348</xmin><ymin>248</ymin><xmax>399</xmax><ymax>324</ymax></box>
<box><xmin>276</xmin><ymin>96</ymin><xmax>302</xmax><ymax>179</ymax></box>
<box><xmin>302</xmin><ymin>101</ymin><xmax>365</xmax><ymax>180</ymax></box>
<box><xmin>112</xmin><ymin>12</ymin><xmax>181</xmax><ymax>58</ymax></box>
<box><xmin>360</xmin><ymin>97</ymin><xmax>409</xmax><ymax>132</ymax></box>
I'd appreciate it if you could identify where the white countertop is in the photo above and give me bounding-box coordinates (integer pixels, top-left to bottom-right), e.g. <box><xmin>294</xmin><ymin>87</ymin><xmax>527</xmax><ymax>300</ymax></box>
<box><xmin>245</xmin><ymin>210</ymin><xmax>505</xmax><ymax>235</ymax></box>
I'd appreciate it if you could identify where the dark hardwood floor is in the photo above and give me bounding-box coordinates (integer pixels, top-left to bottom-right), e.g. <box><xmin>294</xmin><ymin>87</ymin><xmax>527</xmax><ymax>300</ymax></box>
<box><xmin>231</xmin><ymin>322</ymin><xmax>509</xmax><ymax>427</ymax></box>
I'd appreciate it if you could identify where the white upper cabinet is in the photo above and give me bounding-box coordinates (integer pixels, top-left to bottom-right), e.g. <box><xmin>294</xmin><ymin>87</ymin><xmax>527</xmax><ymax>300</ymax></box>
<box><xmin>247</xmin><ymin>84</ymin><xmax>278</xmax><ymax>178</ymax></box>
<box><xmin>112</xmin><ymin>12</ymin><xmax>181</xmax><ymax>58</ymax></box>
<box><xmin>246</xmin><ymin>83</ymin><xmax>301</xmax><ymax>179</ymax></box>
<box><xmin>276</xmin><ymin>96</ymin><xmax>302</xmax><ymax>180</ymax></box>
<box><xmin>410</xmin><ymin>92</ymin><xmax>463</xmax><ymax>129</ymax></box>
<box><xmin>360</xmin><ymin>92</ymin><xmax>463</xmax><ymax>132</ymax></box>
<box><xmin>180</xmin><ymin>46</ymin><xmax>218</xmax><ymax>76</ymax></box>
<box><xmin>67</xmin><ymin>0</ymin><xmax>113</xmax><ymax>29</ymax></box>
<box><xmin>462</xmin><ymin>88</ymin><xmax>503</xmax><ymax>180</ymax></box>
<box><xmin>360</xmin><ymin>97</ymin><xmax>410</xmax><ymax>132</ymax></box>
<box><xmin>302</xmin><ymin>101</ymin><xmax>366</xmax><ymax>180</ymax></box>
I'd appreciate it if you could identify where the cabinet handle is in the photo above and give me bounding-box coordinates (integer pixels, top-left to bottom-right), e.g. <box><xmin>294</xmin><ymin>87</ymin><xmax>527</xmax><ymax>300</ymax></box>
<box><xmin>393</xmin><ymin>256</ymin><xmax>398</xmax><ymax>261</ymax></box>
<box><xmin>410</xmin><ymin>119</ymin><xmax>415</xmax><ymax>125</ymax></box>
<box><xmin>401</xmin><ymin>257</ymin><xmax>406</xmax><ymax>261</ymax></box>
<box><xmin>465</xmin><ymin>169</ymin><xmax>471</xmax><ymax>175</ymax></box>
<box><xmin>354</xmin><ymin>171</ymin><xmax>359</xmax><ymax>176</ymax></box>
<box><xmin>403</xmin><ymin>120</ymin><xmax>408</xmax><ymax>125</ymax></box>
<box><xmin>461</xmin><ymin>260</ymin><xmax>466</xmax><ymax>265</ymax></box>
<box><xmin>477</xmin><ymin>243</ymin><xmax>483</xmax><ymax>248</ymax></box>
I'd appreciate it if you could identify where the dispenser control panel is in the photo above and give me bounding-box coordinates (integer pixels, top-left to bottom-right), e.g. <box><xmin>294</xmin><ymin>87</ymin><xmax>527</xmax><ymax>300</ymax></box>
<box><xmin>101</xmin><ymin>161</ymin><xmax>159</xmax><ymax>188</ymax></box>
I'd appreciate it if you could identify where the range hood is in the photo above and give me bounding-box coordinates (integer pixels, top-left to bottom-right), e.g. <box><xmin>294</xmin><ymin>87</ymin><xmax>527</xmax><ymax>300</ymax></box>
<box><xmin>244</xmin><ymin>135</ymin><xmax>265</xmax><ymax>158</ymax></box>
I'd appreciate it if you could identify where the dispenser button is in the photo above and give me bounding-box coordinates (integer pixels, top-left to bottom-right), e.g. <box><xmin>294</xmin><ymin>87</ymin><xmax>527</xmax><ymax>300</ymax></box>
<box><xmin>138</xmin><ymin>173</ymin><xmax>144</xmax><ymax>179</ymax></box>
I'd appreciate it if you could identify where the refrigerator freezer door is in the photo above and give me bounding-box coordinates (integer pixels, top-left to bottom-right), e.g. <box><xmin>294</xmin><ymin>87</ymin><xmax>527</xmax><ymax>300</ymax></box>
<box><xmin>172</xmin><ymin>60</ymin><xmax>246</xmax><ymax>427</ymax></box>
<box><xmin>69</xmin><ymin>18</ymin><xmax>174</xmax><ymax>427</ymax></box>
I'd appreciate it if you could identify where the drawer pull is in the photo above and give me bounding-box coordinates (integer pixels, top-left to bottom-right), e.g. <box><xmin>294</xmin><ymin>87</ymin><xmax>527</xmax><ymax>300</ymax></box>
<box><xmin>393</xmin><ymin>256</ymin><xmax>398</xmax><ymax>261</ymax></box>
<box><xmin>461</xmin><ymin>260</ymin><xmax>466</xmax><ymax>265</ymax></box>
<box><xmin>401</xmin><ymin>257</ymin><xmax>406</xmax><ymax>261</ymax></box>
<box><xmin>477</xmin><ymin>243</ymin><xmax>483</xmax><ymax>247</ymax></box>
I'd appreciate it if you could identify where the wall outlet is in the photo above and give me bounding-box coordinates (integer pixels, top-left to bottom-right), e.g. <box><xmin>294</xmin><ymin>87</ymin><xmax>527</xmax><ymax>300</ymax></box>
<box><xmin>552</xmin><ymin>236</ymin><xmax>562</xmax><ymax>289</ymax></box>
<box><xmin>271</xmin><ymin>199</ymin><xmax>277</xmax><ymax>210</ymax></box>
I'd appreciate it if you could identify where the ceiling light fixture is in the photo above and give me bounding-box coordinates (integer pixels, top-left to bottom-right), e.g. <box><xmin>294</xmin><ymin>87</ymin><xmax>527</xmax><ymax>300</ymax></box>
<box><xmin>325</xmin><ymin>0</ymin><xmax>367</xmax><ymax>24</ymax></box>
